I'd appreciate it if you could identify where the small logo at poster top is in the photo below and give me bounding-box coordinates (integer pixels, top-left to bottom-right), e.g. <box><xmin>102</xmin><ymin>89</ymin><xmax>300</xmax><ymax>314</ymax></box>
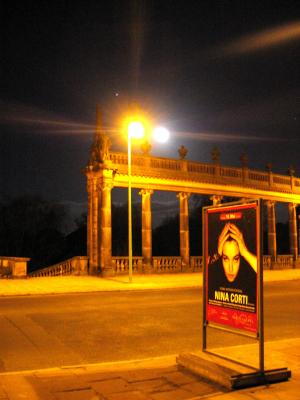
<box><xmin>220</xmin><ymin>212</ymin><xmax>242</xmax><ymax>221</ymax></box>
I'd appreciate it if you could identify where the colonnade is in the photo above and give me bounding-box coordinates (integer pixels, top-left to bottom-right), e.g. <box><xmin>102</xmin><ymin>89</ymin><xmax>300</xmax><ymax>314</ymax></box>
<box><xmin>86</xmin><ymin>169</ymin><xmax>299</xmax><ymax>275</ymax></box>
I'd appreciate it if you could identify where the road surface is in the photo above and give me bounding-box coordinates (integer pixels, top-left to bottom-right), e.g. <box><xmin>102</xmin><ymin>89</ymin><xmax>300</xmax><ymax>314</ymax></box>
<box><xmin>0</xmin><ymin>280</ymin><xmax>299</xmax><ymax>372</ymax></box>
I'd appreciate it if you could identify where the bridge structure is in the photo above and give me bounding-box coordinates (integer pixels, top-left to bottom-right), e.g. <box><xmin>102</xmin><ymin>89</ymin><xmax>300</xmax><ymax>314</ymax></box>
<box><xmin>85</xmin><ymin>115</ymin><xmax>300</xmax><ymax>276</ymax></box>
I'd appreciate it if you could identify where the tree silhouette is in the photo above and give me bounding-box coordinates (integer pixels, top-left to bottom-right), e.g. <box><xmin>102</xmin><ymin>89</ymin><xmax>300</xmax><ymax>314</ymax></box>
<box><xmin>0</xmin><ymin>196</ymin><xmax>66</xmax><ymax>271</ymax></box>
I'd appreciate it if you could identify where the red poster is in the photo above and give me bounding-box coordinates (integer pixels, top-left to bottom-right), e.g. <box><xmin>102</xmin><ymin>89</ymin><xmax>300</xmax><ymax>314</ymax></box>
<box><xmin>205</xmin><ymin>202</ymin><xmax>259</xmax><ymax>334</ymax></box>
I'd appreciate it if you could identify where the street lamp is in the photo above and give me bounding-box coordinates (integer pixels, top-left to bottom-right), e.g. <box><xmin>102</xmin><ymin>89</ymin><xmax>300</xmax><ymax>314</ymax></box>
<box><xmin>127</xmin><ymin>121</ymin><xmax>145</xmax><ymax>283</ymax></box>
<box><xmin>127</xmin><ymin>120</ymin><xmax>169</xmax><ymax>282</ymax></box>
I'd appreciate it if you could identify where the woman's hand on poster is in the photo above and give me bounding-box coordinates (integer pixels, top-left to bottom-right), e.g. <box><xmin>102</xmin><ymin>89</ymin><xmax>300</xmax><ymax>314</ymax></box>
<box><xmin>217</xmin><ymin>223</ymin><xmax>231</xmax><ymax>256</ymax></box>
<box><xmin>227</xmin><ymin>223</ymin><xmax>247</xmax><ymax>257</ymax></box>
<box><xmin>228</xmin><ymin>223</ymin><xmax>257</xmax><ymax>273</ymax></box>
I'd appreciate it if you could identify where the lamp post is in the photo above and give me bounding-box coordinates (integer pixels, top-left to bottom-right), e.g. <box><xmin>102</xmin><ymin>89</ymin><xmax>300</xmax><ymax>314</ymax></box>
<box><xmin>127</xmin><ymin>122</ymin><xmax>145</xmax><ymax>283</ymax></box>
<box><xmin>127</xmin><ymin>120</ymin><xmax>170</xmax><ymax>283</ymax></box>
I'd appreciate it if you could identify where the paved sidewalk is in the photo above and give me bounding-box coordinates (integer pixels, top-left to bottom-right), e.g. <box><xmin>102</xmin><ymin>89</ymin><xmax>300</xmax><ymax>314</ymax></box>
<box><xmin>0</xmin><ymin>269</ymin><xmax>299</xmax><ymax>297</ymax></box>
<box><xmin>0</xmin><ymin>338</ymin><xmax>299</xmax><ymax>400</ymax></box>
<box><xmin>0</xmin><ymin>270</ymin><xmax>299</xmax><ymax>399</ymax></box>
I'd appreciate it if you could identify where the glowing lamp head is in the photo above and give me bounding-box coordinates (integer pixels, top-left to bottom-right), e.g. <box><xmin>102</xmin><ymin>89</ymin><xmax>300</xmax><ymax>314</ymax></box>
<box><xmin>128</xmin><ymin>121</ymin><xmax>145</xmax><ymax>139</ymax></box>
<box><xmin>153</xmin><ymin>127</ymin><xmax>170</xmax><ymax>143</ymax></box>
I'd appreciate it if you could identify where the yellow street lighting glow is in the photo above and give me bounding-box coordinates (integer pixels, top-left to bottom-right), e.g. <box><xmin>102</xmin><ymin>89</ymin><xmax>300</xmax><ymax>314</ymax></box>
<box><xmin>128</xmin><ymin>121</ymin><xmax>145</xmax><ymax>139</ymax></box>
<box><xmin>153</xmin><ymin>127</ymin><xmax>170</xmax><ymax>143</ymax></box>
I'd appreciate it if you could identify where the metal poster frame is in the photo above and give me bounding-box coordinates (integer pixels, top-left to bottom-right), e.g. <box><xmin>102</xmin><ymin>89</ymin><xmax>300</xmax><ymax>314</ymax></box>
<box><xmin>202</xmin><ymin>199</ymin><xmax>264</xmax><ymax>372</ymax></box>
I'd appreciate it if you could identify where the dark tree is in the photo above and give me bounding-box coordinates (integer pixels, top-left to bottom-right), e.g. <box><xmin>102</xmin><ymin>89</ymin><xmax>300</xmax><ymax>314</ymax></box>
<box><xmin>0</xmin><ymin>196</ymin><xmax>67</xmax><ymax>271</ymax></box>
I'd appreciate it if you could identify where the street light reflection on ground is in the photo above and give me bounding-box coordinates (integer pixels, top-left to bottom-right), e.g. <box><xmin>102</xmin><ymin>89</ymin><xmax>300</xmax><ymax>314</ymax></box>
<box><xmin>126</xmin><ymin>119</ymin><xmax>170</xmax><ymax>282</ymax></box>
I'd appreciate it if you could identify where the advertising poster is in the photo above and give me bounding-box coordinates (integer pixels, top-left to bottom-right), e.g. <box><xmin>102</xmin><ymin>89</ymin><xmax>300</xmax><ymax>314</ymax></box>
<box><xmin>205</xmin><ymin>202</ymin><xmax>259</xmax><ymax>334</ymax></box>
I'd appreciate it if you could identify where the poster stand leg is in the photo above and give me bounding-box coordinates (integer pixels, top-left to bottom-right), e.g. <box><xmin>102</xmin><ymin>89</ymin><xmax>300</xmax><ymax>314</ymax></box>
<box><xmin>231</xmin><ymin>368</ymin><xmax>291</xmax><ymax>389</ymax></box>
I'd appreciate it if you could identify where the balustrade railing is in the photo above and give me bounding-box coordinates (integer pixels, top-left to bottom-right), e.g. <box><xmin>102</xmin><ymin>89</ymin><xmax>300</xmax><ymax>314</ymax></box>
<box><xmin>20</xmin><ymin>253</ymin><xmax>297</xmax><ymax>279</ymax></box>
<box><xmin>263</xmin><ymin>255</ymin><xmax>272</xmax><ymax>270</ymax></box>
<box><xmin>188</xmin><ymin>162</ymin><xmax>215</xmax><ymax>175</ymax></box>
<box><xmin>220</xmin><ymin>166</ymin><xmax>242</xmax><ymax>179</ymax></box>
<box><xmin>111</xmin><ymin>257</ymin><xmax>143</xmax><ymax>274</ymax></box>
<box><xmin>190</xmin><ymin>256</ymin><xmax>203</xmax><ymax>271</ymax></box>
<box><xmin>29</xmin><ymin>256</ymin><xmax>88</xmax><ymax>277</ymax></box>
<box><xmin>107</xmin><ymin>255</ymin><xmax>295</xmax><ymax>274</ymax></box>
<box><xmin>152</xmin><ymin>257</ymin><xmax>182</xmax><ymax>273</ymax></box>
<box><xmin>274</xmin><ymin>255</ymin><xmax>294</xmax><ymax>269</ymax></box>
<box><xmin>273</xmin><ymin>175</ymin><xmax>291</xmax><ymax>186</ymax></box>
<box><xmin>109</xmin><ymin>152</ymin><xmax>300</xmax><ymax>196</ymax></box>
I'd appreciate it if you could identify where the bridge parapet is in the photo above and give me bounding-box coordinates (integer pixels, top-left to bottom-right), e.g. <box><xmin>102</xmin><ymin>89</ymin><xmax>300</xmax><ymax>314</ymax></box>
<box><xmin>19</xmin><ymin>254</ymin><xmax>300</xmax><ymax>279</ymax></box>
<box><xmin>112</xmin><ymin>256</ymin><xmax>143</xmax><ymax>274</ymax></box>
<box><xmin>0</xmin><ymin>257</ymin><xmax>30</xmax><ymax>278</ymax></box>
<box><xmin>109</xmin><ymin>152</ymin><xmax>300</xmax><ymax>200</ymax></box>
<box><xmin>29</xmin><ymin>256</ymin><xmax>88</xmax><ymax>277</ymax></box>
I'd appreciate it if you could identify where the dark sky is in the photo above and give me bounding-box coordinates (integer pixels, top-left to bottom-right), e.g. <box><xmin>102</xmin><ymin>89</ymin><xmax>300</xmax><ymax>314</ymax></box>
<box><xmin>1</xmin><ymin>1</ymin><xmax>300</xmax><ymax>219</ymax></box>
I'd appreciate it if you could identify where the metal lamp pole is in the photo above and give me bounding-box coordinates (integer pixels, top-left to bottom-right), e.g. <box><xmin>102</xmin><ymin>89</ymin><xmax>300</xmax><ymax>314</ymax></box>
<box><xmin>126</xmin><ymin>121</ymin><xmax>169</xmax><ymax>283</ymax></box>
<box><xmin>128</xmin><ymin>131</ymin><xmax>133</xmax><ymax>283</ymax></box>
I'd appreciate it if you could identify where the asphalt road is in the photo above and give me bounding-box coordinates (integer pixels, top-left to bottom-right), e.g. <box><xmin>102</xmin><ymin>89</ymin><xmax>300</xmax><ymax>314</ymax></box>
<box><xmin>0</xmin><ymin>281</ymin><xmax>299</xmax><ymax>372</ymax></box>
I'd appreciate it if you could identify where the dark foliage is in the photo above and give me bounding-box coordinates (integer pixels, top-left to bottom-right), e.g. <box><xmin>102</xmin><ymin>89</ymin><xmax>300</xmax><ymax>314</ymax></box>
<box><xmin>0</xmin><ymin>196</ymin><xmax>66</xmax><ymax>271</ymax></box>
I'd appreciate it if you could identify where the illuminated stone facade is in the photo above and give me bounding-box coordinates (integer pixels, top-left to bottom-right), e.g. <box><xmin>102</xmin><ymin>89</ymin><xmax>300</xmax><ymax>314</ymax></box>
<box><xmin>85</xmin><ymin>117</ymin><xmax>300</xmax><ymax>276</ymax></box>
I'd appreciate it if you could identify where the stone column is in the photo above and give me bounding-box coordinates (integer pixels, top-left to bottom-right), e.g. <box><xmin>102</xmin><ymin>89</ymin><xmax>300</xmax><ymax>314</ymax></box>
<box><xmin>210</xmin><ymin>195</ymin><xmax>223</xmax><ymax>206</ymax></box>
<box><xmin>99</xmin><ymin>178</ymin><xmax>114</xmax><ymax>276</ymax></box>
<box><xmin>177</xmin><ymin>192</ymin><xmax>190</xmax><ymax>270</ymax></box>
<box><xmin>288</xmin><ymin>203</ymin><xmax>298</xmax><ymax>261</ymax></box>
<box><xmin>87</xmin><ymin>175</ymin><xmax>100</xmax><ymax>275</ymax></box>
<box><xmin>139</xmin><ymin>189</ymin><xmax>153</xmax><ymax>272</ymax></box>
<box><xmin>266</xmin><ymin>201</ymin><xmax>277</xmax><ymax>262</ymax></box>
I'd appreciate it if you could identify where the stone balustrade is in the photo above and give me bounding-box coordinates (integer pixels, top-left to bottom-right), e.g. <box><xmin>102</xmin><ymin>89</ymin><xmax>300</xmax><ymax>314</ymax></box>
<box><xmin>109</xmin><ymin>152</ymin><xmax>300</xmax><ymax>196</ymax></box>
<box><xmin>111</xmin><ymin>257</ymin><xmax>143</xmax><ymax>274</ymax></box>
<box><xmin>273</xmin><ymin>255</ymin><xmax>295</xmax><ymax>269</ymax></box>
<box><xmin>109</xmin><ymin>255</ymin><xmax>299</xmax><ymax>275</ymax></box>
<box><xmin>190</xmin><ymin>256</ymin><xmax>203</xmax><ymax>271</ymax></box>
<box><xmin>4</xmin><ymin>254</ymin><xmax>298</xmax><ymax>279</ymax></box>
<box><xmin>29</xmin><ymin>256</ymin><xmax>88</xmax><ymax>277</ymax></box>
<box><xmin>153</xmin><ymin>256</ymin><xmax>182</xmax><ymax>273</ymax></box>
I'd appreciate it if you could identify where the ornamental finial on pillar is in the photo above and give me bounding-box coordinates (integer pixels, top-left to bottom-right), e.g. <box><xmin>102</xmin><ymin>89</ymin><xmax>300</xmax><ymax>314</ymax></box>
<box><xmin>211</xmin><ymin>146</ymin><xmax>220</xmax><ymax>163</ymax></box>
<box><xmin>288</xmin><ymin>165</ymin><xmax>295</xmax><ymax>176</ymax></box>
<box><xmin>88</xmin><ymin>106</ymin><xmax>111</xmax><ymax>168</ymax></box>
<box><xmin>240</xmin><ymin>153</ymin><xmax>248</xmax><ymax>168</ymax></box>
<box><xmin>96</xmin><ymin>104</ymin><xmax>102</xmax><ymax>135</ymax></box>
<box><xmin>178</xmin><ymin>145</ymin><xmax>188</xmax><ymax>159</ymax></box>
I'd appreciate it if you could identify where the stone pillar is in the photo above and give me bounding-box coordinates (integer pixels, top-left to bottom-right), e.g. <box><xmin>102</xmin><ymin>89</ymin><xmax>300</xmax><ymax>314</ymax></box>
<box><xmin>99</xmin><ymin>176</ymin><xmax>114</xmax><ymax>276</ymax></box>
<box><xmin>139</xmin><ymin>189</ymin><xmax>153</xmax><ymax>272</ymax></box>
<box><xmin>177</xmin><ymin>192</ymin><xmax>190</xmax><ymax>270</ymax></box>
<box><xmin>210</xmin><ymin>195</ymin><xmax>223</xmax><ymax>206</ymax></box>
<box><xmin>87</xmin><ymin>174</ymin><xmax>100</xmax><ymax>275</ymax></box>
<box><xmin>288</xmin><ymin>203</ymin><xmax>298</xmax><ymax>261</ymax></box>
<box><xmin>266</xmin><ymin>201</ymin><xmax>277</xmax><ymax>262</ymax></box>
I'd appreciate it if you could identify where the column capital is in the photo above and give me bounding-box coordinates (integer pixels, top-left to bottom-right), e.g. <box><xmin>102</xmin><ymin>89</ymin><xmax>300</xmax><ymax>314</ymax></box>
<box><xmin>288</xmin><ymin>202</ymin><xmax>297</xmax><ymax>210</ymax></box>
<box><xmin>176</xmin><ymin>192</ymin><xmax>190</xmax><ymax>200</ymax></box>
<box><xmin>139</xmin><ymin>189</ymin><xmax>154</xmax><ymax>197</ymax></box>
<box><xmin>102</xmin><ymin>181</ymin><xmax>114</xmax><ymax>191</ymax></box>
<box><xmin>266</xmin><ymin>200</ymin><xmax>276</xmax><ymax>207</ymax></box>
<box><xmin>210</xmin><ymin>195</ymin><xmax>223</xmax><ymax>206</ymax></box>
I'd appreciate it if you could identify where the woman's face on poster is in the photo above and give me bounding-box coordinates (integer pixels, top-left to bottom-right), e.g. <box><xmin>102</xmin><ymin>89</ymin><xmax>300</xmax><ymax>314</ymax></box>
<box><xmin>221</xmin><ymin>239</ymin><xmax>240</xmax><ymax>282</ymax></box>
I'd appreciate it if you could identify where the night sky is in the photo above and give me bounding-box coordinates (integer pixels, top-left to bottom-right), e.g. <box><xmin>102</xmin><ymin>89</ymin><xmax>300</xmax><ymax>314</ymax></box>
<box><xmin>1</xmin><ymin>1</ymin><xmax>300</xmax><ymax>223</ymax></box>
